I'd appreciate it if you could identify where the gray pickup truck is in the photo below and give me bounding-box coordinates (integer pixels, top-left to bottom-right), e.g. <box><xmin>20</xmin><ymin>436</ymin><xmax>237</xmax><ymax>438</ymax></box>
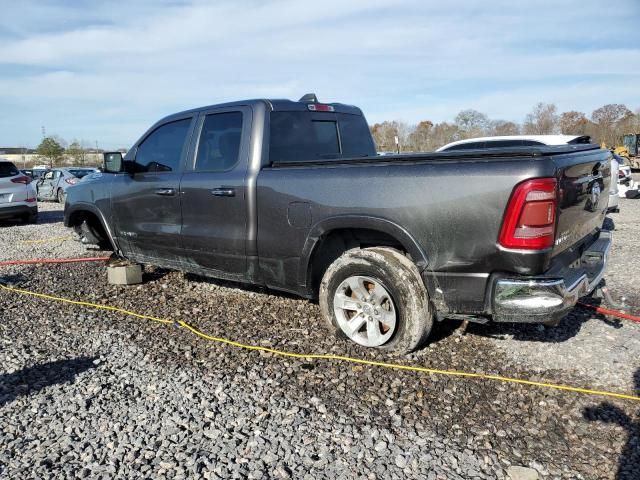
<box><xmin>64</xmin><ymin>94</ymin><xmax>612</xmax><ymax>353</ymax></box>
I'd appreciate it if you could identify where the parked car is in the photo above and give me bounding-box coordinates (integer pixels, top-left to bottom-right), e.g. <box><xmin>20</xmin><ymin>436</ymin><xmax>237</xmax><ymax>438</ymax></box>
<box><xmin>0</xmin><ymin>160</ymin><xmax>38</xmax><ymax>223</ymax></box>
<box><xmin>435</xmin><ymin>135</ymin><xmax>592</xmax><ymax>151</ymax></box>
<box><xmin>37</xmin><ymin>167</ymin><xmax>99</xmax><ymax>203</ymax></box>
<box><xmin>21</xmin><ymin>168</ymin><xmax>49</xmax><ymax>180</ymax></box>
<box><xmin>615</xmin><ymin>153</ymin><xmax>632</xmax><ymax>185</ymax></box>
<box><xmin>437</xmin><ymin>135</ymin><xmax>620</xmax><ymax>213</ymax></box>
<box><xmin>65</xmin><ymin>96</ymin><xmax>612</xmax><ymax>353</ymax></box>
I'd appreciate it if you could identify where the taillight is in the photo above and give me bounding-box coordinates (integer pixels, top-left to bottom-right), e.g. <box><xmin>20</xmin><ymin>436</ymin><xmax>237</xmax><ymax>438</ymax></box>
<box><xmin>65</xmin><ymin>177</ymin><xmax>78</xmax><ymax>185</ymax></box>
<box><xmin>11</xmin><ymin>175</ymin><xmax>32</xmax><ymax>185</ymax></box>
<box><xmin>499</xmin><ymin>178</ymin><xmax>557</xmax><ymax>250</ymax></box>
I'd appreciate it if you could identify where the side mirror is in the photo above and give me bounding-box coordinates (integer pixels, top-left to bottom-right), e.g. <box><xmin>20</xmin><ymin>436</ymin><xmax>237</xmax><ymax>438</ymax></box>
<box><xmin>103</xmin><ymin>152</ymin><xmax>123</xmax><ymax>173</ymax></box>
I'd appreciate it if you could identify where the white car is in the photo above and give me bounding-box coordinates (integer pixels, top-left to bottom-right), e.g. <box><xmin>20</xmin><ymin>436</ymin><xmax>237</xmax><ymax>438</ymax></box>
<box><xmin>0</xmin><ymin>160</ymin><xmax>38</xmax><ymax>223</ymax></box>
<box><xmin>436</xmin><ymin>135</ymin><xmax>619</xmax><ymax>212</ymax></box>
<box><xmin>435</xmin><ymin>135</ymin><xmax>592</xmax><ymax>152</ymax></box>
<box><xmin>614</xmin><ymin>153</ymin><xmax>632</xmax><ymax>185</ymax></box>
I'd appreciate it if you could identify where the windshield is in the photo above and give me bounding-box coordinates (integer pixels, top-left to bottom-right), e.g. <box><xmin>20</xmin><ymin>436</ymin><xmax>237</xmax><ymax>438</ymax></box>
<box><xmin>68</xmin><ymin>169</ymin><xmax>95</xmax><ymax>178</ymax></box>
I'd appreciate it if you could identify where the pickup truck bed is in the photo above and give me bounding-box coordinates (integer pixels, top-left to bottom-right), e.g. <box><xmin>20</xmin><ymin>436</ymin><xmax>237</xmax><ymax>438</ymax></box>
<box><xmin>259</xmin><ymin>144</ymin><xmax>610</xmax><ymax>316</ymax></box>
<box><xmin>65</xmin><ymin>96</ymin><xmax>612</xmax><ymax>352</ymax></box>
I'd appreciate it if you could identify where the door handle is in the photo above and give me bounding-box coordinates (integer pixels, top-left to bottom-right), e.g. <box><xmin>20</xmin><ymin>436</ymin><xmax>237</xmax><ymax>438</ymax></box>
<box><xmin>211</xmin><ymin>187</ymin><xmax>236</xmax><ymax>197</ymax></box>
<box><xmin>154</xmin><ymin>188</ymin><xmax>176</xmax><ymax>196</ymax></box>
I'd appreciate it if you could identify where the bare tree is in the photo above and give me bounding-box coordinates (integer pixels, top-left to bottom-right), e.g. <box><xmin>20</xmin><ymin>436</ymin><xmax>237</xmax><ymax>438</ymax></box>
<box><xmin>407</xmin><ymin>120</ymin><xmax>433</xmax><ymax>151</ymax></box>
<box><xmin>67</xmin><ymin>140</ymin><xmax>88</xmax><ymax>166</ymax></box>
<box><xmin>489</xmin><ymin>120</ymin><xmax>520</xmax><ymax>136</ymax></box>
<box><xmin>559</xmin><ymin>111</ymin><xmax>590</xmax><ymax>136</ymax></box>
<box><xmin>430</xmin><ymin>122</ymin><xmax>459</xmax><ymax>150</ymax></box>
<box><xmin>591</xmin><ymin>104</ymin><xmax>633</xmax><ymax>146</ymax></box>
<box><xmin>370</xmin><ymin>122</ymin><xmax>394</xmax><ymax>151</ymax></box>
<box><xmin>454</xmin><ymin>109</ymin><xmax>489</xmax><ymax>139</ymax></box>
<box><xmin>370</xmin><ymin>121</ymin><xmax>412</xmax><ymax>152</ymax></box>
<box><xmin>523</xmin><ymin>103</ymin><xmax>558</xmax><ymax>135</ymax></box>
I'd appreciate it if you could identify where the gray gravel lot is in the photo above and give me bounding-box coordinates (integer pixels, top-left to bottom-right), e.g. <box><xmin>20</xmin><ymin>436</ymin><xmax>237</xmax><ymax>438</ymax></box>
<box><xmin>1</xmin><ymin>192</ymin><xmax>639</xmax><ymax>479</ymax></box>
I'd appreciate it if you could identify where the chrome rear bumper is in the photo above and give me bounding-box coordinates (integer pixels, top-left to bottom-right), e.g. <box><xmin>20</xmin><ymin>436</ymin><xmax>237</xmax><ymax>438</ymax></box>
<box><xmin>492</xmin><ymin>230</ymin><xmax>611</xmax><ymax>323</ymax></box>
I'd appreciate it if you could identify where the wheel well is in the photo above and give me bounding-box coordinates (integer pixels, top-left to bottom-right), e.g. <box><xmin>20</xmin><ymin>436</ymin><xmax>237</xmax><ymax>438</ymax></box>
<box><xmin>307</xmin><ymin>228</ymin><xmax>406</xmax><ymax>295</ymax></box>
<box><xmin>68</xmin><ymin>210</ymin><xmax>109</xmax><ymax>243</ymax></box>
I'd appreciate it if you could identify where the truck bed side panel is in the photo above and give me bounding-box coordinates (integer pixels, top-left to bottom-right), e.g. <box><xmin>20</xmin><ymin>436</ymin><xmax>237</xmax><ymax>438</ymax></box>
<box><xmin>256</xmin><ymin>157</ymin><xmax>552</xmax><ymax>298</ymax></box>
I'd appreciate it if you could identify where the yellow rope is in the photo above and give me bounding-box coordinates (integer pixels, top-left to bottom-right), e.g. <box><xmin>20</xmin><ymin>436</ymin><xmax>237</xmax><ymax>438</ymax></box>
<box><xmin>1</xmin><ymin>283</ymin><xmax>638</xmax><ymax>403</ymax></box>
<box><xmin>19</xmin><ymin>236</ymin><xmax>74</xmax><ymax>245</ymax></box>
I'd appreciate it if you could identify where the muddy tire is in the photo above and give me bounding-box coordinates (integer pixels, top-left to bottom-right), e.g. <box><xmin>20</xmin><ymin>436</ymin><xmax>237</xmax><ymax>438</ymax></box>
<box><xmin>57</xmin><ymin>188</ymin><xmax>66</xmax><ymax>204</ymax></box>
<box><xmin>319</xmin><ymin>247</ymin><xmax>433</xmax><ymax>353</ymax></box>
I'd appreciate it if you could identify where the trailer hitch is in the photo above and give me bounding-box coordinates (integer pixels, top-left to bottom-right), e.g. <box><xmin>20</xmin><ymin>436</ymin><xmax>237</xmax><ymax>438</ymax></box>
<box><xmin>593</xmin><ymin>282</ymin><xmax>628</xmax><ymax>311</ymax></box>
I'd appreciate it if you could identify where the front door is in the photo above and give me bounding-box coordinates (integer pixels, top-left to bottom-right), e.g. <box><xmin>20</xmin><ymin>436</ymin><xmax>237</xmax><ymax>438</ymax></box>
<box><xmin>179</xmin><ymin>107</ymin><xmax>251</xmax><ymax>277</ymax></box>
<box><xmin>37</xmin><ymin>170</ymin><xmax>61</xmax><ymax>200</ymax></box>
<box><xmin>110</xmin><ymin>116</ymin><xmax>195</xmax><ymax>263</ymax></box>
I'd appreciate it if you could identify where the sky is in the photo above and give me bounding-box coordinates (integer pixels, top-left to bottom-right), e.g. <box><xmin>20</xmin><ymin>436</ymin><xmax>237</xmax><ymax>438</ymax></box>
<box><xmin>1</xmin><ymin>0</ymin><xmax>639</xmax><ymax>149</ymax></box>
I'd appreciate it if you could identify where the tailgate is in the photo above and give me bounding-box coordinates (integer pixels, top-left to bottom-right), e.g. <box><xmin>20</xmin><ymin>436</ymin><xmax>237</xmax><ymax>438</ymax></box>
<box><xmin>553</xmin><ymin>148</ymin><xmax>610</xmax><ymax>255</ymax></box>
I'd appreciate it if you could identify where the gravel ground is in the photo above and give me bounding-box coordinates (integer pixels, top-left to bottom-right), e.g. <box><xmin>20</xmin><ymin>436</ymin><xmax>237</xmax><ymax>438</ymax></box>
<box><xmin>1</xmin><ymin>195</ymin><xmax>639</xmax><ymax>479</ymax></box>
<box><xmin>0</xmin><ymin>201</ymin><xmax>88</xmax><ymax>261</ymax></box>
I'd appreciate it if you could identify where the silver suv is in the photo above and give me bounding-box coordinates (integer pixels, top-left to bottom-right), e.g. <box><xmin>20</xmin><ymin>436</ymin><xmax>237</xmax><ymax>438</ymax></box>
<box><xmin>0</xmin><ymin>160</ymin><xmax>38</xmax><ymax>223</ymax></box>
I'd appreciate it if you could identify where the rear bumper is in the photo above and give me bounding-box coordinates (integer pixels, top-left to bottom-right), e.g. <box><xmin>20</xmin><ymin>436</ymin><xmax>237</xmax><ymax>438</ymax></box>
<box><xmin>0</xmin><ymin>204</ymin><xmax>38</xmax><ymax>220</ymax></box>
<box><xmin>492</xmin><ymin>230</ymin><xmax>611</xmax><ymax>323</ymax></box>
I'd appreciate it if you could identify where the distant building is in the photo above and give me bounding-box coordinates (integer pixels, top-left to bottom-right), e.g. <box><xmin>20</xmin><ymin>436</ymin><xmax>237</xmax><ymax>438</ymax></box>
<box><xmin>0</xmin><ymin>147</ymin><xmax>36</xmax><ymax>155</ymax></box>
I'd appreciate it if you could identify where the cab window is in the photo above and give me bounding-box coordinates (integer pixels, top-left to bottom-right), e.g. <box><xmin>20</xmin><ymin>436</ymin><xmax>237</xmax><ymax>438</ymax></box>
<box><xmin>195</xmin><ymin>112</ymin><xmax>243</xmax><ymax>171</ymax></box>
<box><xmin>134</xmin><ymin>118</ymin><xmax>192</xmax><ymax>173</ymax></box>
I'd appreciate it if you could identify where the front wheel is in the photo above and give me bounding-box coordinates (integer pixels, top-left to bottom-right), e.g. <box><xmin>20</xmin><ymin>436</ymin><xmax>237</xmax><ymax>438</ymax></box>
<box><xmin>319</xmin><ymin>247</ymin><xmax>433</xmax><ymax>353</ymax></box>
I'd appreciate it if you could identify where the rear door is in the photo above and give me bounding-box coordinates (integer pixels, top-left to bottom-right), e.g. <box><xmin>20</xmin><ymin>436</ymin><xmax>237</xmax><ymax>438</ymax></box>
<box><xmin>179</xmin><ymin>107</ymin><xmax>251</xmax><ymax>276</ymax></box>
<box><xmin>110</xmin><ymin>115</ymin><xmax>195</xmax><ymax>262</ymax></box>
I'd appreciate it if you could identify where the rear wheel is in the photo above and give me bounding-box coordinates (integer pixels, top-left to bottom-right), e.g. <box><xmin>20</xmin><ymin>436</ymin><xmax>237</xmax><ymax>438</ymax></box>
<box><xmin>319</xmin><ymin>247</ymin><xmax>433</xmax><ymax>353</ymax></box>
<box><xmin>57</xmin><ymin>188</ymin><xmax>66</xmax><ymax>203</ymax></box>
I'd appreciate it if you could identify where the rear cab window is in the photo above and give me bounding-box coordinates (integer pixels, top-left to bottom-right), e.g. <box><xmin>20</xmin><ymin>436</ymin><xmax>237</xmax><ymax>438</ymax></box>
<box><xmin>269</xmin><ymin>110</ymin><xmax>376</xmax><ymax>163</ymax></box>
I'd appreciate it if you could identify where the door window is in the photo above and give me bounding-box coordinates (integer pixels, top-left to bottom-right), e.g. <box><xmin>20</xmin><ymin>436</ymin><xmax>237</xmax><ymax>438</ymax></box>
<box><xmin>195</xmin><ymin>112</ymin><xmax>243</xmax><ymax>171</ymax></box>
<box><xmin>134</xmin><ymin>118</ymin><xmax>192</xmax><ymax>173</ymax></box>
<box><xmin>44</xmin><ymin>171</ymin><xmax>54</xmax><ymax>180</ymax></box>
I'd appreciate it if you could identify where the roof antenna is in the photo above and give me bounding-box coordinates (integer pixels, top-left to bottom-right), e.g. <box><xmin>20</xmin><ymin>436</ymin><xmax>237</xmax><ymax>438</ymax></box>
<box><xmin>299</xmin><ymin>93</ymin><xmax>318</xmax><ymax>103</ymax></box>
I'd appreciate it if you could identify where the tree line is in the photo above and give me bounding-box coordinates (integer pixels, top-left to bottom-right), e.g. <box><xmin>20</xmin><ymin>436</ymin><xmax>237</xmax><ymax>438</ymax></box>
<box><xmin>34</xmin><ymin>136</ymin><xmax>98</xmax><ymax>168</ymax></box>
<box><xmin>370</xmin><ymin>103</ymin><xmax>640</xmax><ymax>152</ymax></box>
<box><xmin>30</xmin><ymin>102</ymin><xmax>640</xmax><ymax>166</ymax></box>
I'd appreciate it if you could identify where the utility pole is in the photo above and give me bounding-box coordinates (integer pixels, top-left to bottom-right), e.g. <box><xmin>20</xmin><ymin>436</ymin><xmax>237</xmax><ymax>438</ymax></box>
<box><xmin>41</xmin><ymin>126</ymin><xmax>46</xmax><ymax>138</ymax></box>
